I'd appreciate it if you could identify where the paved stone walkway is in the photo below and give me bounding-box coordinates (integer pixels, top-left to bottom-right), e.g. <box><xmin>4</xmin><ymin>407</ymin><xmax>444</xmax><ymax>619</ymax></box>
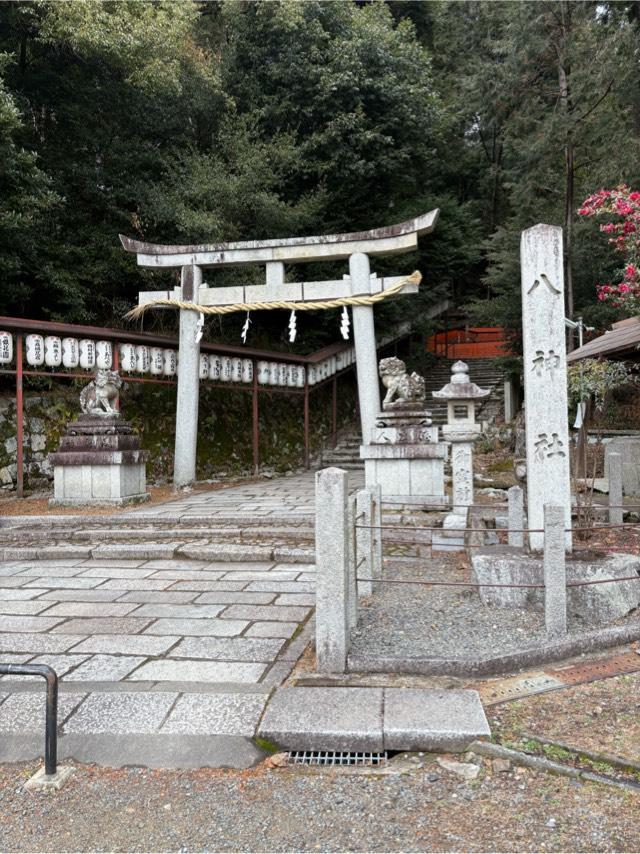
<box><xmin>0</xmin><ymin>473</ymin><xmax>351</xmax><ymax>745</ymax></box>
<box><xmin>131</xmin><ymin>471</ymin><xmax>359</xmax><ymax>519</ymax></box>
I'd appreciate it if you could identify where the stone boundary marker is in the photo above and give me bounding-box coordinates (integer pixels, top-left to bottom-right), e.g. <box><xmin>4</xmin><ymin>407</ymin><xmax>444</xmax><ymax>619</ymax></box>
<box><xmin>258</xmin><ymin>687</ymin><xmax>490</xmax><ymax>753</ymax></box>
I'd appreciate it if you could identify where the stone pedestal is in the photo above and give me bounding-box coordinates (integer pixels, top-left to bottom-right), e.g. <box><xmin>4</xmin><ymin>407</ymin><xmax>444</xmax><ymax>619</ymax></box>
<box><xmin>471</xmin><ymin>548</ymin><xmax>640</xmax><ymax>624</ymax></box>
<box><xmin>49</xmin><ymin>415</ymin><xmax>149</xmax><ymax>507</ymax></box>
<box><xmin>360</xmin><ymin>407</ymin><xmax>447</xmax><ymax>505</ymax></box>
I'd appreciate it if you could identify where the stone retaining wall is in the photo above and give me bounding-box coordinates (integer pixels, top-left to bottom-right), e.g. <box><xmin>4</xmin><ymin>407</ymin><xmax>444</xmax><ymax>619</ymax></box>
<box><xmin>0</xmin><ymin>376</ymin><xmax>357</xmax><ymax>492</ymax></box>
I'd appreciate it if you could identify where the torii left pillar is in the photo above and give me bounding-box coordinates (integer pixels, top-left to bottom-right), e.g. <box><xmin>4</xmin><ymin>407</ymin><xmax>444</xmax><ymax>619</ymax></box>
<box><xmin>174</xmin><ymin>263</ymin><xmax>202</xmax><ymax>488</ymax></box>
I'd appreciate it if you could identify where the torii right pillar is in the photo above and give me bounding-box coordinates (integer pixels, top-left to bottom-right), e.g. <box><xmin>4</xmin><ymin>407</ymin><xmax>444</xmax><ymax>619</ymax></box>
<box><xmin>350</xmin><ymin>253</ymin><xmax>382</xmax><ymax>441</ymax></box>
<box><xmin>520</xmin><ymin>224</ymin><xmax>572</xmax><ymax>551</ymax></box>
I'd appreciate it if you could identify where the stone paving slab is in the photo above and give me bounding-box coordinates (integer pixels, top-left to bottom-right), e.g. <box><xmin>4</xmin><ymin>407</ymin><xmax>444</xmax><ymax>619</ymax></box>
<box><xmin>219</xmin><ymin>571</ymin><xmax>300</xmax><ymax>582</ymax></box>
<box><xmin>274</xmin><ymin>594</ymin><xmax>316</xmax><ymax>607</ymax></box>
<box><xmin>51</xmin><ymin>617</ymin><xmax>153</xmax><ymax>635</ymax></box>
<box><xmin>171</xmin><ymin>637</ymin><xmax>284</xmax><ymax>662</ymax></box>
<box><xmin>2</xmin><ymin>614</ymin><xmax>67</xmax><ymax>633</ymax></box>
<box><xmin>63</xmin><ymin>691</ymin><xmax>177</xmax><ymax>734</ymax></box>
<box><xmin>129</xmin><ymin>603</ymin><xmax>226</xmax><ymax>619</ymax></box>
<box><xmin>0</xmin><ymin>692</ymin><xmax>85</xmax><ymax>732</ymax></box>
<box><xmin>37</xmin><ymin>589</ymin><xmax>127</xmax><ymax>602</ymax></box>
<box><xmin>0</xmin><ymin>588</ymin><xmax>48</xmax><ymax>600</ymax></box>
<box><xmin>116</xmin><ymin>590</ymin><xmax>199</xmax><ymax>604</ymax></box>
<box><xmin>169</xmin><ymin>580</ymin><xmax>248</xmax><ymax>592</ymax></box>
<box><xmin>258</xmin><ymin>687</ymin><xmax>384</xmax><ymax>751</ymax></box>
<box><xmin>147</xmin><ymin>569</ymin><xmax>225</xmax><ymax>581</ymax></box>
<box><xmin>24</xmin><ymin>576</ymin><xmax>103</xmax><ymax>589</ymax></box>
<box><xmin>245</xmin><ymin>621</ymin><xmax>299</xmax><ymax>639</ymax></box>
<box><xmin>194</xmin><ymin>592</ymin><xmax>276</xmax><ymax>605</ymax></box>
<box><xmin>160</xmin><ymin>693</ymin><xmax>267</xmax><ymax>735</ymax></box>
<box><xmin>0</xmin><ymin>633</ymin><xmax>87</xmax><ymax>653</ymax></box>
<box><xmin>221</xmin><ymin>605</ymin><xmax>311</xmax><ymax>622</ymax></box>
<box><xmin>246</xmin><ymin>581</ymin><xmax>315</xmax><ymax>593</ymax></box>
<box><xmin>2</xmin><ymin>654</ymin><xmax>91</xmax><ymax>681</ymax></box>
<box><xmin>142</xmin><ymin>618</ymin><xmax>249</xmax><ymax>637</ymax></box>
<box><xmin>16</xmin><ymin>565</ymin><xmax>87</xmax><ymax>578</ymax></box>
<box><xmin>63</xmin><ymin>655</ymin><xmax>146</xmax><ymax>682</ymax></box>
<box><xmin>127</xmin><ymin>660</ymin><xmax>266</xmax><ymax>683</ymax></box>
<box><xmin>0</xmin><ymin>601</ymin><xmax>52</xmax><ymax>615</ymax></box>
<box><xmin>79</xmin><ymin>567</ymin><xmax>157</xmax><ymax>579</ymax></box>
<box><xmin>42</xmin><ymin>602</ymin><xmax>140</xmax><ymax>618</ymax></box>
<box><xmin>71</xmin><ymin>634</ymin><xmax>179</xmax><ymax>656</ymax></box>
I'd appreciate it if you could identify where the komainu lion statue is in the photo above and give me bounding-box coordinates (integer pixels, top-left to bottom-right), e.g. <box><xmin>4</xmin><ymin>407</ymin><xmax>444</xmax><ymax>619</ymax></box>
<box><xmin>79</xmin><ymin>370</ymin><xmax>122</xmax><ymax>417</ymax></box>
<box><xmin>379</xmin><ymin>357</ymin><xmax>426</xmax><ymax>408</ymax></box>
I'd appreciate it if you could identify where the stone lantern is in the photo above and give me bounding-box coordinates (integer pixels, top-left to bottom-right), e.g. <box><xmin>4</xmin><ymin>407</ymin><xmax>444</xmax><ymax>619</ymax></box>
<box><xmin>433</xmin><ymin>361</ymin><xmax>490</xmax><ymax>514</ymax></box>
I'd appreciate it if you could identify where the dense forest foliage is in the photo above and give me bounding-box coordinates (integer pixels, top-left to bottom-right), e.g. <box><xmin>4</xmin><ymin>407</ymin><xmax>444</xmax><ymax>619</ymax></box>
<box><xmin>0</xmin><ymin>0</ymin><xmax>639</xmax><ymax>351</ymax></box>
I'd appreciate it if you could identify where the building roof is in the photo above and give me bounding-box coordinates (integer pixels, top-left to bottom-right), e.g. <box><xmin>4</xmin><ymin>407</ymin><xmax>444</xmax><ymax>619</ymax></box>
<box><xmin>567</xmin><ymin>316</ymin><xmax>640</xmax><ymax>362</ymax></box>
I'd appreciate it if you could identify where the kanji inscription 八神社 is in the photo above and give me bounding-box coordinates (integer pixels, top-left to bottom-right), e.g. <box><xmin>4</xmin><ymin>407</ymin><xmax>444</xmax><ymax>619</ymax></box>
<box><xmin>520</xmin><ymin>224</ymin><xmax>572</xmax><ymax>550</ymax></box>
<box><xmin>121</xmin><ymin>210</ymin><xmax>439</xmax><ymax>487</ymax></box>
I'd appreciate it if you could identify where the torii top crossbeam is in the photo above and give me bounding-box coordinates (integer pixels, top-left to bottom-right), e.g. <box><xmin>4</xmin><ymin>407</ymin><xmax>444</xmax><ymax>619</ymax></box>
<box><xmin>119</xmin><ymin>210</ymin><xmax>439</xmax><ymax>268</ymax></box>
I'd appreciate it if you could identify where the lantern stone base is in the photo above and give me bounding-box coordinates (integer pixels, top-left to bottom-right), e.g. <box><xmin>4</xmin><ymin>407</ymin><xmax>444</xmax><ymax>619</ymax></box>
<box><xmin>360</xmin><ymin>407</ymin><xmax>447</xmax><ymax>506</ymax></box>
<box><xmin>49</xmin><ymin>415</ymin><xmax>149</xmax><ymax>507</ymax></box>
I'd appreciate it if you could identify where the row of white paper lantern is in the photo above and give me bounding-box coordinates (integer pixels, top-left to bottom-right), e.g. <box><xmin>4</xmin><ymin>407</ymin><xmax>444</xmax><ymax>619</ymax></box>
<box><xmin>307</xmin><ymin>346</ymin><xmax>356</xmax><ymax>385</ymax></box>
<box><xmin>1</xmin><ymin>334</ymin><xmax>181</xmax><ymax>377</ymax></box>
<box><xmin>21</xmin><ymin>335</ymin><xmax>111</xmax><ymax>370</ymax></box>
<box><xmin>118</xmin><ymin>344</ymin><xmax>177</xmax><ymax>376</ymax></box>
<box><xmin>1</xmin><ymin>333</ymin><xmax>357</xmax><ymax>387</ymax></box>
<box><xmin>199</xmin><ymin>356</ymin><xmax>306</xmax><ymax>388</ymax></box>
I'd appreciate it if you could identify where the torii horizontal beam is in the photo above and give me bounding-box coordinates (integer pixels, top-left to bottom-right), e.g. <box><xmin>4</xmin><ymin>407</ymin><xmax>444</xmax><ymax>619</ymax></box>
<box><xmin>136</xmin><ymin>275</ymin><xmax>418</xmax><ymax>309</ymax></box>
<box><xmin>120</xmin><ymin>209</ymin><xmax>439</xmax><ymax>269</ymax></box>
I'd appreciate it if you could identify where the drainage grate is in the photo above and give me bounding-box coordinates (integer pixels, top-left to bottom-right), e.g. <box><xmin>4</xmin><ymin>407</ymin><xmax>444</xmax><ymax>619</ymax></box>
<box><xmin>287</xmin><ymin>750</ymin><xmax>388</xmax><ymax>767</ymax></box>
<box><xmin>547</xmin><ymin>652</ymin><xmax>640</xmax><ymax>686</ymax></box>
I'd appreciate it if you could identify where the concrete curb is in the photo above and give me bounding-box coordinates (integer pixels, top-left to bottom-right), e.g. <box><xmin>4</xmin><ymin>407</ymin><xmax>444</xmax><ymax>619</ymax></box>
<box><xmin>348</xmin><ymin>620</ymin><xmax>640</xmax><ymax>677</ymax></box>
<box><xmin>1</xmin><ymin>734</ymin><xmax>264</xmax><ymax>770</ymax></box>
<box><xmin>258</xmin><ymin>687</ymin><xmax>490</xmax><ymax>753</ymax></box>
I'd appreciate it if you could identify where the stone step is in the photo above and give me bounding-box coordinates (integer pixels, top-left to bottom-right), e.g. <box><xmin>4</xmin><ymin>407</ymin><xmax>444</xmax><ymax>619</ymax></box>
<box><xmin>0</xmin><ymin>513</ymin><xmax>315</xmax><ymax>530</ymax></box>
<box><xmin>0</xmin><ymin>541</ymin><xmax>316</xmax><ymax>564</ymax></box>
<box><xmin>0</xmin><ymin>525</ymin><xmax>316</xmax><ymax>544</ymax></box>
<box><xmin>258</xmin><ymin>687</ymin><xmax>490</xmax><ymax>753</ymax></box>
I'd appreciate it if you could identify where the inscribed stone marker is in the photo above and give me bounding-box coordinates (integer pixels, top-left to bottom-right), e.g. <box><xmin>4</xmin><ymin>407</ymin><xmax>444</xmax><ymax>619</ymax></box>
<box><xmin>520</xmin><ymin>225</ymin><xmax>572</xmax><ymax>550</ymax></box>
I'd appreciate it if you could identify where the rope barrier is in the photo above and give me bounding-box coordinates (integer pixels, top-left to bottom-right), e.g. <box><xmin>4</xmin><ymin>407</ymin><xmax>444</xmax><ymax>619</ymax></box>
<box><xmin>125</xmin><ymin>271</ymin><xmax>422</xmax><ymax>321</ymax></box>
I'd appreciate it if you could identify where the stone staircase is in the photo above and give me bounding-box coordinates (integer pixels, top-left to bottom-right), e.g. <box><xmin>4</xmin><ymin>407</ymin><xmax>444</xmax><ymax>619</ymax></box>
<box><xmin>422</xmin><ymin>357</ymin><xmax>505</xmax><ymax>427</ymax></box>
<box><xmin>0</xmin><ymin>512</ymin><xmax>317</xmax><ymax>564</ymax></box>
<box><xmin>0</xmin><ymin>503</ymin><xmax>443</xmax><ymax>564</ymax></box>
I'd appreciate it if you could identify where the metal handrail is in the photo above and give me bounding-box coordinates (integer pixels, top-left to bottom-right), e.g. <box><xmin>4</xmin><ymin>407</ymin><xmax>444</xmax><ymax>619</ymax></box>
<box><xmin>0</xmin><ymin>664</ymin><xmax>58</xmax><ymax>776</ymax></box>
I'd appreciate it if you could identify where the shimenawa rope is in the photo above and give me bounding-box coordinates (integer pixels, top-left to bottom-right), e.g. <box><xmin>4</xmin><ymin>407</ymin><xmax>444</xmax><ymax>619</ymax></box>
<box><xmin>125</xmin><ymin>271</ymin><xmax>422</xmax><ymax>321</ymax></box>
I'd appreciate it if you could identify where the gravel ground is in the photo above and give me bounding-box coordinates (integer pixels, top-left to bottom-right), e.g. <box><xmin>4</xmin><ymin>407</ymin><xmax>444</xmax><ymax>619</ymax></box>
<box><xmin>0</xmin><ymin>754</ymin><xmax>638</xmax><ymax>852</ymax></box>
<box><xmin>350</xmin><ymin>553</ymin><xmax>635</xmax><ymax>660</ymax></box>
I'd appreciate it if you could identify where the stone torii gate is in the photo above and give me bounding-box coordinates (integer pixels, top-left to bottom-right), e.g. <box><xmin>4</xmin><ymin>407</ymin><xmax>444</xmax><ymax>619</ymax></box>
<box><xmin>120</xmin><ymin>209</ymin><xmax>439</xmax><ymax>487</ymax></box>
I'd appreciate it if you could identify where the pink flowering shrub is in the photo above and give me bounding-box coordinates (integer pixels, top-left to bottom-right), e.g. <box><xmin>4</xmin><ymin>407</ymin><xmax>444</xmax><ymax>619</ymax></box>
<box><xmin>578</xmin><ymin>185</ymin><xmax>640</xmax><ymax>313</ymax></box>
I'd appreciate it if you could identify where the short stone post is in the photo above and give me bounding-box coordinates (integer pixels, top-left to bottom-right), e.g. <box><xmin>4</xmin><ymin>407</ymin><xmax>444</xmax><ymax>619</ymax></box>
<box><xmin>371</xmin><ymin>483</ymin><xmax>383</xmax><ymax>582</ymax></box>
<box><xmin>507</xmin><ymin>485</ymin><xmax>524</xmax><ymax>548</ymax></box>
<box><xmin>347</xmin><ymin>493</ymin><xmax>358</xmax><ymax>628</ymax></box>
<box><xmin>543</xmin><ymin>504</ymin><xmax>567</xmax><ymax>636</ymax></box>
<box><xmin>356</xmin><ymin>488</ymin><xmax>374</xmax><ymax>597</ymax></box>
<box><xmin>609</xmin><ymin>452</ymin><xmax>623</xmax><ymax>526</ymax></box>
<box><xmin>315</xmin><ymin>467</ymin><xmax>350</xmax><ymax>673</ymax></box>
